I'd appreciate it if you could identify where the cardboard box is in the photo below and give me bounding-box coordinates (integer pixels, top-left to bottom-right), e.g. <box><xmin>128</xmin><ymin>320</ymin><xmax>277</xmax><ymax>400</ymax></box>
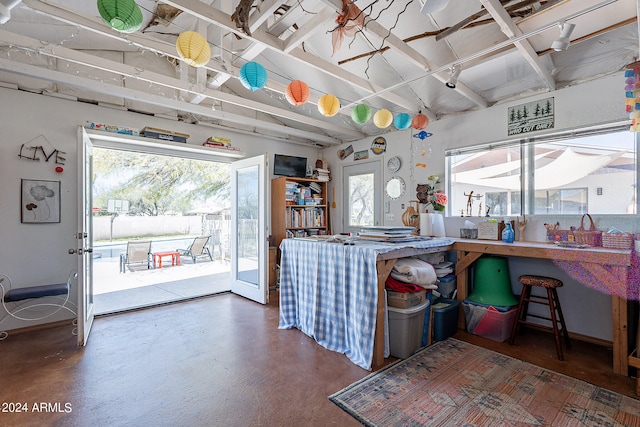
<box><xmin>477</xmin><ymin>221</ymin><xmax>499</xmax><ymax>240</ymax></box>
<box><xmin>387</xmin><ymin>289</ymin><xmax>427</xmax><ymax>309</ymax></box>
<box><xmin>477</xmin><ymin>220</ymin><xmax>515</xmax><ymax>240</ymax></box>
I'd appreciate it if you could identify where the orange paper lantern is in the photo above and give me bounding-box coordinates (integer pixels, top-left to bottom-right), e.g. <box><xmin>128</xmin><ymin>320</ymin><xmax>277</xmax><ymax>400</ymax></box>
<box><xmin>412</xmin><ymin>113</ymin><xmax>429</xmax><ymax>130</ymax></box>
<box><xmin>286</xmin><ymin>80</ymin><xmax>310</xmax><ymax>106</ymax></box>
<box><xmin>318</xmin><ymin>94</ymin><xmax>340</xmax><ymax>117</ymax></box>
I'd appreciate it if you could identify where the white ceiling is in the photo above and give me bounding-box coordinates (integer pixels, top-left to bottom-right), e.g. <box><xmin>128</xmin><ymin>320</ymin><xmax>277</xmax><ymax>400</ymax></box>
<box><xmin>0</xmin><ymin>0</ymin><xmax>637</xmax><ymax>146</ymax></box>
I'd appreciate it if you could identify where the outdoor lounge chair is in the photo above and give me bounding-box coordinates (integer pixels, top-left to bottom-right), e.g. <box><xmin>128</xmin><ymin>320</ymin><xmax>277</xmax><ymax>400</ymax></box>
<box><xmin>119</xmin><ymin>240</ymin><xmax>152</xmax><ymax>273</ymax></box>
<box><xmin>177</xmin><ymin>236</ymin><xmax>213</xmax><ymax>264</ymax></box>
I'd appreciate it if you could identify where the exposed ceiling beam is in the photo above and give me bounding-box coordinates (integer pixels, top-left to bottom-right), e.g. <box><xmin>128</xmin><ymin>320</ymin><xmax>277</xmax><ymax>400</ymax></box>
<box><xmin>318</xmin><ymin>0</ymin><xmax>487</xmax><ymax>111</ymax></box>
<box><xmin>18</xmin><ymin>0</ymin><xmax>361</xmax><ymax>124</ymax></box>
<box><xmin>247</xmin><ymin>0</ymin><xmax>281</xmax><ymax>31</ymax></box>
<box><xmin>0</xmin><ymin>29</ymin><xmax>361</xmax><ymax>142</ymax></box>
<box><xmin>337</xmin><ymin>0</ymin><xmax>620</xmax><ymax>108</ymax></box>
<box><xmin>480</xmin><ymin>0</ymin><xmax>556</xmax><ymax>90</ymax></box>
<box><xmin>282</xmin><ymin>8</ymin><xmax>335</xmax><ymax>54</ymax></box>
<box><xmin>0</xmin><ymin>57</ymin><xmax>344</xmax><ymax>144</ymax></box>
<box><xmin>161</xmin><ymin>0</ymin><xmax>420</xmax><ymax>112</ymax></box>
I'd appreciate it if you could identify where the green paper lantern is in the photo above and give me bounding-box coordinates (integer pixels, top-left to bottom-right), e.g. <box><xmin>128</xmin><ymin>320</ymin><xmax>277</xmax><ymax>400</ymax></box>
<box><xmin>97</xmin><ymin>0</ymin><xmax>143</xmax><ymax>34</ymax></box>
<box><xmin>351</xmin><ymin>104</ymin><xmax>372</xmax><ymax>125</ymax></box>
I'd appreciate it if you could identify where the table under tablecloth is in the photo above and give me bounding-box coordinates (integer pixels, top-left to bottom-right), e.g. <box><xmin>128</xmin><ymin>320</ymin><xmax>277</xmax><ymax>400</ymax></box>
<box><xmin>278</xmin><ymin>237</ymin><xmax>454</xmax><ymax>370</ymax></box>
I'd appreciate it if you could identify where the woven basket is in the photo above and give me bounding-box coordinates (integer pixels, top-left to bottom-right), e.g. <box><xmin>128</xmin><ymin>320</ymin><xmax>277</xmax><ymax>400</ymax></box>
<box><xmin>602</xmin><ymin>233</ymin><xmax>633</xmax><ymax>249</ymax></box>
<box><xmin>573</xmin><ymin>214</ymin><xmax>602</xmax><ymax>247</ymax></box>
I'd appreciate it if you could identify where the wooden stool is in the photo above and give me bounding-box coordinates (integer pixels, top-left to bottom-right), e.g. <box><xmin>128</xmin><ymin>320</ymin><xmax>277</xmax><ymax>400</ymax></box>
<box><xmin>509</xmin><ymin>274</ymin><xmax>571</xmax><ymax>360</ymax></box>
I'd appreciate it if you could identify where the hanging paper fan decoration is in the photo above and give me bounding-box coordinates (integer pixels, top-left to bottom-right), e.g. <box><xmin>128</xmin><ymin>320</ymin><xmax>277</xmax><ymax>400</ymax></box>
<box><xmin>176</xmin><ymin>31</ymin><xmax>211</xmax><ymax>67</ymax></box>
<box><xmin>412</xmin><ymin>113</ymin><xmax>429</xmax><ymax>130</ymax></box>
<box><xmin>373</xmin><ymin>109</ymin><xmax>393</xmax><ymax>129</ymax></box>
<box><xmin>351</xmin><ymin>104</ymin><xmax>372</xmax><ymax>124</ymax></box>
<box><xmin>97</xmin><ymin>0</ymin><xmax>143</xmax><ymax>33</ymax></box>
<box><xmin>286</xmin><ymin>80</ymin><xmax>310</xmax><ymax>106</ymax></box>
<box><xmin>239</xmin><ymin>62</ymin><xmax>268</xmax><ymax>91</ymax></box>
<box><xmin>393</xmin><ymin>113</ymin><xmax>411</xmax><ymax>130</ymax></box>
<box><xmin>318</xmin><ymin>94</ymin><xmax>340</xmax><ymax>117</ymax></box>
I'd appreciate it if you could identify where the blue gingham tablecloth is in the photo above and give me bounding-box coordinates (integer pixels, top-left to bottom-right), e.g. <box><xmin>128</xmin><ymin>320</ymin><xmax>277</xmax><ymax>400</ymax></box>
<box><xmin>278</xmin><ymin>237</ymin><xmax>454</xmax><ymax>370</ymax></box>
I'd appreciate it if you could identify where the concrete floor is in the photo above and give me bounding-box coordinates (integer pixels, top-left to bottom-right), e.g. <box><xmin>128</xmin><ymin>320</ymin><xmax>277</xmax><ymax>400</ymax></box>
<box><xmin>0</xmin><ymin>292</ymin><xmax>637</xmax><ymax>426</ymax></box>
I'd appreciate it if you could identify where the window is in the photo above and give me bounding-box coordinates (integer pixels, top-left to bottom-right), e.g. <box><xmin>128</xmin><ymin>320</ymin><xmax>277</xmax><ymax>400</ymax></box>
<box><xmin>447</xmin><ymin>125</ymin><xmax>638</xmax><ymax>216</ymax></box>
<box><xmin>534</xmin><ymin>188</ymin><xmax>587</xmax><ymax>214</ymax></box>
<box><xmin>485</xmin><ymin>191</ymin><xmax>521</xmax><ymax>217</ymax></box>
<box><xmin>342</xmin><ymin>161</ymin><xmax>382</xmax><ymax>233</ymax></box>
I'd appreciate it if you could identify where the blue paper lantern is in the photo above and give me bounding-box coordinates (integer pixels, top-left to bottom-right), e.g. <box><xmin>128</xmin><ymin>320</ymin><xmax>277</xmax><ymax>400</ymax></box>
<box><xmin>239</xmin><ymin>62</ymin><xmax>268</xmax><ymax>91</ymax></box>
<box><xmin>393</xmin><ymin>113</ymin><xmax>411</xmax><ymax>130</ymax></box>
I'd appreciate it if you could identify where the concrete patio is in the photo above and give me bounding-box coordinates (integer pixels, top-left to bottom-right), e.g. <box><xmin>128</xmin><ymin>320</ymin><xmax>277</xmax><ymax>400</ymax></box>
<box><xmin>93</xmin><ymin>256</ymin><xmax>231</xmax><ymax>315</ymax></box>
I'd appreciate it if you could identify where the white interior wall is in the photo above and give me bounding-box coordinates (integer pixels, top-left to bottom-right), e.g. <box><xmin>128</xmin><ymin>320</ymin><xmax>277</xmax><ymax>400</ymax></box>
<box><xmin>0</xmin><ymin>72</ymin><xmax>635</xmax><ymax>342</ymax></box>
<box><xmin>0</xmin><ymin>86</ymin><xmax>320</xmax><ymax>332</ymax></box>
<box><xmin>322</xmin><ymin>72</ymin><xmax>637</xmax><ymax>341</ymax></box>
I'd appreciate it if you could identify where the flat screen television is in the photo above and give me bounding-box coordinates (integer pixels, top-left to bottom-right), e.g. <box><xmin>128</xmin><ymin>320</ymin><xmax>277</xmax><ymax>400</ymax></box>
<box><xmin>273</xmin><ymin>154</ymin><xmax>307</xmax><ymax>178</ymax></box>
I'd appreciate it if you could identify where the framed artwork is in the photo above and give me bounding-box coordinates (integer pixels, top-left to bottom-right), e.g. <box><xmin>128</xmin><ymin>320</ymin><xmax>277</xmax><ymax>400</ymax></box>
<box><xmin>21</xmin><ymin>179</ymin><xmax>61</xmax><ymax>223</ymax></box>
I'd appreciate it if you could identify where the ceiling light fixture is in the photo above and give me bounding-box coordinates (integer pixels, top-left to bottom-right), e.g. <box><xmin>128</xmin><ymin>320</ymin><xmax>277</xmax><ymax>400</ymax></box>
<box><xmin>445</xmin><ymin>65</ymin><xmax>461</xmax><ymax>89</ymax></box>
<box><xmin>551</xmin><ymin>21</ymin><xmax>576</xmax><ymax>51</ymax></box>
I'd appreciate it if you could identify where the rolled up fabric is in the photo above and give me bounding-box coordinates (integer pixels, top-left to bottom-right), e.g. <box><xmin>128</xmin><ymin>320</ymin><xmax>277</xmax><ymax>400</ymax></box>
<box><xmin>385</xmin><ymin>275</ymin><xmax>425</xmax><ymax>293</ymax></box>
<box><xmin>390</xmin><ymin>258</ymin><xmax>437</xmax><ymax>289</ymax></box>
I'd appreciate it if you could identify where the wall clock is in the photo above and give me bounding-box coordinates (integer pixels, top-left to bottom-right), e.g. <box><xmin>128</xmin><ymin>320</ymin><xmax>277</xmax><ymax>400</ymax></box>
<box><xmin>387</xmin><ymin>156</ymin><xmax>402</xmax><ymax>173</ymax></box>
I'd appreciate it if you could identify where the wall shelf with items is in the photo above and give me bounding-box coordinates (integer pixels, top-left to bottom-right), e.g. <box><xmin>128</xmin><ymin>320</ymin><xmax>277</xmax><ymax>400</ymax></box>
<box><xmin>271</xmin><ymin>177</ymin><xmax>329</xmax><ymax>251</ymax></box>
<box><xmin>83</xmin><ymin>128</ymin><xmax>246</xmax><ymax>159</ymax></box>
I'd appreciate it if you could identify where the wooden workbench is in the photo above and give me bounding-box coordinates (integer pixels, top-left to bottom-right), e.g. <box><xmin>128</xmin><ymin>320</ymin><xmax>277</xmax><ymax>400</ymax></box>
<box><xmin>453</xmin><ymin>238</ymin><xmax>636</xmax><ymax>376</ymax></box>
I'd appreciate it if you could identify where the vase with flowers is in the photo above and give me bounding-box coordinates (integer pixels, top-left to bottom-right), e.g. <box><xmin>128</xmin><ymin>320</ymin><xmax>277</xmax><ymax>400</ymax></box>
<box><xmin>416</xmin><ymin>175</ymin><xmax>448</xmax><ymax>212</ymax></box>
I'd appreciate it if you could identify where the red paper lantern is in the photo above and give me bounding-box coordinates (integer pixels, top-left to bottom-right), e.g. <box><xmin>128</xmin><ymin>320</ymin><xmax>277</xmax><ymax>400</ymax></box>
<box><xmin>412</xmin><ymin>113</ymin><xmax>429</xmax><ymax>130</ymax></box>
<box><xmin>286</xmin><ymin>80</ymin><xmax>310</xmax><ymax>106</ymax></box>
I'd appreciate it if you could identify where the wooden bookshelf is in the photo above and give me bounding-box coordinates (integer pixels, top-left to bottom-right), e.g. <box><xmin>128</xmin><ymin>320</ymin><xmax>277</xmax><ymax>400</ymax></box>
<box><xmin>271</xmin><ymin>177</ymin><xmax>329</xmax><ymax>253</ymax></box>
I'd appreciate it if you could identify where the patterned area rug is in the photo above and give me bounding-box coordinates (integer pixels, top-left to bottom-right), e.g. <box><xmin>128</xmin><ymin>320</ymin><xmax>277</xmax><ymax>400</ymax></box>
<box><xmin>329</xmin><ymin>338</ymin><xmax>640</xmax><ymax>426</ymax></box>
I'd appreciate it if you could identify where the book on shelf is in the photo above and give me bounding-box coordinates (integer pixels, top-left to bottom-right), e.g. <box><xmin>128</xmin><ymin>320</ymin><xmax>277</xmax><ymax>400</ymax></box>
<box><xmin>312</xmin><ymin>168</ymin><xmax>330</xmax><ymax>181</ymax></box>
<box><xmin>141</xmin><ymin>126</ymin><xmax>189</xmax><ymax>143</ymax></box>
<box><xmin>203</xmin><ymin>142</ymin><xmax>240</xmax><ymax>150</ymax></box>
<box><xmin>203</xmin><ymin>136</ymin><xmax>240</xmax><ymax>150</ymax></box>
<box><xmin>286</xmin><ymin>207</ymin><xmax>325</xmax><ymax>228</ymax></box>
<box><xmin>308</xmin><ymin>182</ymin><xmax>322</xmax><ymax>194</ymax></box>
